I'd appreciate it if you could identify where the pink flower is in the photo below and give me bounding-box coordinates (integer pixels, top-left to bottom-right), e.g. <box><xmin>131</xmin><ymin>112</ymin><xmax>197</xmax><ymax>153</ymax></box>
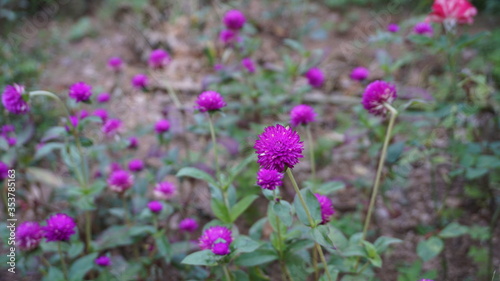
<box><xmin>16</xmin><ymin>221</ymin><xmax>43</xmax><ymax>250</ymax></box>
<box><xmin>256</xmin><ymin>169</ymin><xmax>283</xmax><ymax>190</ymax></box>
<box><xmin>68</xmin><ymin>82</ymin><xmax>92</xmax><ymax>103</ymax></box>
<box><xmin>149</xmin><ymin>49</ymin><xmax>170</xmax><ymax>69</ymax></box>
<box><xmin>154</xmin><ymin>181</ymin><xmax>176</xmax><ymax>200</ymax></box>
<box><xmin>219</xmin><ymin>29</ymin><xmax>240</xmax><ymax>45</ymax></box>
<box><xmin>128</xmin><ymin>159</ymin><xmax>144</xmax><ymax>172</ymax></box>
<box><xmin>95</xmin><ymin>256</ymin><xmax>112</xmax><ymax>267</ymax></box>
<box><xmin>361</xmin><ymin>80</ymin><xmax>397</xmax><ymax>116</ymax></box>
<box><xmin>179</xmin><ymin>218</ymin><xmax>198</xmax><ymax>232</ymax></box>
<box><xmin>93</xmin><ymin>108</ymin><xmax>108</xmax><ymax>122</ymax></box>
<box><xmin>155</xmin><ymin>119</ymin><xmax>170</xmax><ymax>134</ymax></box>
<box><xmin>107</xmin><ymin>170</ymin><xmax>134</xmax><ymax>193</ymax></box>
<box><xmin>387</xmin><ymin>23</ymin><xmax>399</xmax><ymax>33</ymax></box>
<box><xmin>305</xmin><ymin>68</ymin><xmax>324</xmax><ymax>88</ymax></box>
<box><xmin>102</xmin><ymin>119</ymin><xmax>122</xmax><ymax>135</ymax></box>
<box><xmin>148</xmin><ymin>201</ymin><xmax>163</xmax><ymax>214</ymax></box>
<box><xmin>414</xmin><ymin>22</ymin><xmax>434</xmax><ymax>36</ymax></box>
<box><xmin>127</xmin><ymin>137</ymin><xmax>138</xmax><ymax>149</ymax></box>
<box><xmin>315</xmin><ymin>194</ymin><xmax>335</xmax><ymax>224</ymax></box>
<box><xmin>290</xmin><ymin>104</ymin><xmax>316</xmax><ymax>127</ymax></box>
<box><xmin>2</xmin><ymin>84</ymin><xmax>29</xmax><ymax>114</ymax></box>
<box><xmin>223</xmin><ymin>10</ymin><xmax>246</xmax><ymax>30</ymax></box>
<box><xmin>195</xmin><ymin>91</ymin><xmax>226</xmax><ymax>113</ymax></box>
<box><xmin>199</xmin><ymin>226</ymin><xmax>233</xmax><ymax>255</ymax></box>
<box><xmin>44</xmin><ymin>214</ymin><xmax>77</xmax><ymax>242</ymax></box>
<box><xmin>131</xmin><ymin>74</ymin><xmax>148</xmax><ymax>90</ymax></box>
<box><xmin>241</xmin><ymin>58</ymin><xmax>256</xmax><ymax>73</ymax></box>
<box><xmin>96</xmin><ymin>92</ymin><xmax>110</xmax><ymax>103</ymax></box>
<box><xmin>108</xmin><ymin>57</ymin><xmax>124</xmax><ymax>71</ymax></box>
<box><xmin>428</xmin><ymin>0</ymin><xmax>477</xmax><ymax>25</ymax></box>
<box><xmin>350</xmin><ymin>67</ymin><xmax>369</xmax><ymax>81</ymax></box>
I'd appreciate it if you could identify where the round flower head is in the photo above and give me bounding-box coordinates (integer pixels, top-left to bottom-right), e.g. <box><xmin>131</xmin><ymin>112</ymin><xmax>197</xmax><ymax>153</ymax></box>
<box><xmin>155</xmin><ymin>119</ymin><xmax>170</xmax><ymax>134</ymax></box>
<box><xmin>109</xmin><ymin>162</ymin><xmax>122</xmax><ymax>172</ymax></box>
<box><xmin>256</xmin><ymin>169</ymin><xmax>283</xmax><ymax>190</ymax></box>
<box><xmin>179</xmin><ymin>218</ymin><xmax>198</xmax><ymax>233</ymax></box>
<box><xmin>93</xmin><ymin>108</ymin><xmax>108</xmax><ymax>122</ymax></box>
<box><xmin>44</xmin><ymin>213</ymin><xmax>77</xmax><ymax>242</ymax></box>
<box><xmin>305</xmin><ymin>68</ymin><xmax>324</xmax><ymax>88</ymax></box>
<box><xmin>361</xmin><ymin>80</ymin><xmax>397</xmax><ymax>116</ymax></box>
<box><xmin>219</xmin><ymin>29</ymin><xmax>240</xmax><ymax>45</ymax></box>
<box><xmin>6</xmin><ymin>137</ymin><xmax>16</xmax><ymax>147</ymax></box>
<box><xmin>107</xmin><ymin>170</ymin><xmax>134</xmax><ymax>193</ymax></box>
<box><xmin>428</xmin><ymin>0</ymin><xmax>477</xmax><ymax>25</ymax></box>
<box><xmin>95</xmin><ymin>256</ymin><xmax>112</xmax><ymax>267</ymax></box>
<box><xmin>127</xmin><ymin>136</ymin><xmax>139</xmax><ymax>149</ymax></box>
<box><xmin>68</xmin><ymin>115</ymin><xmax>79</xmax><ymax>130</ymax></box>
<box><xmin>102</xmin><ymin>118</ymin><xmax>122</xmax><ymax>135</ymax></box>
<box><xmin>96</xmin><ymin>92</ymin><xmax>110</xmax><ymax>103</ymax></box>
<box><xmin>254</xmin><ymin>124</ymin><xmax>304</xmax><ymax>172</ymax></box>
<box><xmin>315</xmin><ymin>194</ymin><xmax>335</xmax><ymax>224</ymax></box>
<box><xmin>154</xmin><ymin>181</ymin><xmax>176</xmax><ymax>200</ymax></box>
<box><xmin>223</xmin><ymin>10</ymin><xmax>246</xmax><ymax>30</ymax></box>
<box><xmin>128</xmin><ymin>159</ymin><xmax>144</xmax><ymax>172</ymax></box>
<box><xmin>198</xmin><ymin>226</ymin><xmax>233</xmax><ymax>255</ymax></box>
<box><xmin>147</xmin><ymin>201</ymin><xmax>163</xmax><ymax>214</ymax></box>
<box><xmin>108</xmin><ymin>57</ymin><xmax>123</xmax><ymax>71</ymax></box>
<box><xmin>290</xmin><ymin>104</ymin><xmax>317</xmax><ymax>127</ymax></box>
<box><xmin>149</xmin><ymin>49</ymin><xmax>170</xmax><ymax>69</ymax></box>
<box><xmin>1</xmin><ymin>125</ymin><xmax>15</xmax><ymax>134</ymax></box>
<box><xmin>131</xmin><ymin>74</ymin><xmax>148</xmax><ymax>90</ymax></box>
<box><xmin>79</xmin><ymin>109</ymin><xmax>89</xmax><ymax>119</ymax></box>
<box><xmin>387</xmin><ymin>23</ymin><xmax>400</xmax><ymax>33</ymax></box>
<box><xmin>419</xmin><ymin>280</ymin><xmax>433</xmax><ymax>281</ymax></box>
<box><xmin>241</xmin><ymin>58</ymin><xmax>255</xmax><ymax>73</ymax></box>
<box><xmin>16</xmin><ymin>221</ymin><xmax>43</xmax><ymax>251</ymax></box>
<box><xmin>195</xmin><ymin>91</ymin><xmax>226</xmax><ymax>113</ymax></box>
<box><xmin>68</xmin><ymin>82</ymin><xmax>92</xmax><ymax>103</ymax></box>
<box><xmin>0</xmin><ymin>161</ymin><xmax>9</xmax><ymax>180</ymax></box>
<box><xmin>2</xmin><ymin>84</ymin><xmax>29</xmax><ymax>114</ymax></box>
<box><xmin>414</xmin><ymin>22</ymin><xmax>434</xmax><ymax>36</ymax></box>
<box><xmin>350</xmin><ymin>67</ymin><xmax>369</xmax><ymax>81</ymax></box>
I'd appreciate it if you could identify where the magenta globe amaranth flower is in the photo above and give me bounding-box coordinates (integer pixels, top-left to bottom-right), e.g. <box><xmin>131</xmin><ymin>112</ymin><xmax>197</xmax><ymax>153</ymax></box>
<box><xmin>199</xmin><ymin>226</ymin><xmax>233</xmax><ymax>255</ymax></box>
<box><xmin>68</xmin><ymin>82</ymin><xmax>92</xmax><ymax>103</ymax></box>
<box><xmin>149</xmin><ymin>49</ymin><xmax>170</xmax><ymax>69</ymax></box>
<box><xmin>2</xmin><ymin>84</ymin><xmax>29</xmax><ymax>114</ymax></box>
<box><xmin>254</xmin><ymin>124</ymin><xmax>304</xmax><ymax>172</ymax></box>
<box><xmin>241</xmin><ymin>58</ymin><xmax>255</xmax><ymax>73</ymax></box>
<box><xmin>155</xmin><ymin>119</ymin><xmax>170</xmax><ymax>133</ymax></box>
<box><xmin>305</xmin><ymin>68</ymin><xmax>324</xmax><ymax>88</ymax></box>
<box><xmin>195</xmin><ymin>91</ymin><xmax>226</xmax><ymax>113</ymax></box>
<box><xmin>93</xmin><ymin>108</ymin><xmax>108</xmax><ymax>122</ymax></box>
<box><xmin>256</xmin><ymin>169</ymin><xmax>283</xmax><ymax>190</ymax></box>
<box><xmin>179</xmin><ymin>218</ymin><xmax>198</xmax><ymax>232</ymax></box>
<box><xmin>127</xmin><ymin>136</ymin><xmax>139</xmax><ymax>149</ymax></box>
<box><xmin>44</xmin><ymin>213</ymin><xmax>77</xmax><ymax>242</ymax></box>
<box><xmin>223</xmin><ymin>10</ymin><xmax>246</xmax><ymax>30</ymax></box>
<box><xmin>414</xmin><ymin>22</ymin><xmax>434</xmax><ymax>36</ymax></box>
<box><xmin>128</xmin><ymin>159</ymin><xmax>144</xmax><ymax>172</ymax></box>
<box><xmin>290</xmin><ymin>104</ymin><xmax>317</xmax><ymax>127</ymax></box>
<box><xmin>387</xmin><ymin>23</ymin><xmax>400</xmax><ymax>33</ymax></box>
<box><xmin>16</xmin><ymin>221</ymin><xmax>43</xmax><ymax>251</ymax></box>
<box><xmin>361</xmin><ymin>80</ymin><xmax>397</xmax><ymax>116</ymax></box>
<box><xmin>107</xmin><ymin>170</ymin><xmax>134</xmax><ymax>193</ymax></box>
<box><xmin>219</xmin><ymin>29</ymin><xmax>240</xmax><ymax>45</ymax></box>
<box><xmin>132</xmin><ymin>74</ymin><xmax>148</xmax><ymax>90</ymax></box>
<box><xmin>0</xmin><ymin>161</ymin><xmax>9</xmax><ymax>180</ymax></box>
<box><xmin>96</xmin><ymin>92</ymin><xmax>110</xmax><ymax>103</ymax></box>
<box><xmin>350</xmin><ymin>67</ymin><xmax>369</xmax><ymax>81</ymax></box>
<box><xmin>315</xmin><ymin>194</ymin><xmax>335</xmax><ymax>224</ymax></box>
<box><xmin>102</xmin><ymin>118</ymin><xmax>122</xmax><ymax>135</ymax></box>
<box><xmin>108</xmin><ymin>57</ymin><xmax>123</xmax><ymax>72</ymax></box>
<box><xmin>148</xmin><ymin>201</ymin><xmax>163</xmax><ymax>214</ymax></box>
<box><xmin>95</xmin><ymin>256</ymin><xmax>112</xmax><ymax>267</ymax></box>
<box><xmin>154</xmin><ymin>181</ymin><xmax>176</xmax><ymax>200</ymax></box>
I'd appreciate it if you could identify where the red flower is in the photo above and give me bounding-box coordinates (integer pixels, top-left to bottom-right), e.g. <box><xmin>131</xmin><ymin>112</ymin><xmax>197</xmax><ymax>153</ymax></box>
<box><xmin>428</xmin><ymin>0</ymin><xmax>477</xmax><ymax>25</ymax></box>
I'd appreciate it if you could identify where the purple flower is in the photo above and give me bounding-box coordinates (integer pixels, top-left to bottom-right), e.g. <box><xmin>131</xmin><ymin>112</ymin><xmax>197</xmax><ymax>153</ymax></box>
<box><xmin>0</xmin><ymin>162</ymin><xmax>9</xmax><ymax>180</ymax></box>
<box><xmin>155</xmin><ymin>119</ymin><xmax>170</xmax><ymax>134</ymax></box>
<box><xmin>290</xmin><ymin>104</ymin><xmax>317</xmax><ymax>127</ymax></box>
<box><xmin>154</xmin><ymin>181</ymin><xmax>176</xmax><ymax>200</ymax></box>
<box><xmin>361</xmin><ymin>80</ymin><xmax>397</xmax><ymax>116</ymax></box>
<box><xmin>195</xmin><ymin>91</ymin><xmax>226</xmax><ymax>113</ymax></box>
<box><xmin>127</xmin><ymin>137</ymin><xmax>139</xmax><ymax>149</ymax></box>
<box><xmin>254</xmin><ymin>124</ymin><xmax>304</xmax><ymax>172</ymax></box>
<box><xmin>256</xmin><ymin>169</ymin><xmax>283</xmax><ymax>190</ymax></box>
<box><xmin>1</xmin><ymin>125</ymin><xmax>15</xmax><ymax>134</ymax></box>
<box><xmin>108</xmin><ymin>57</ymin><xmax>123</xmax><ymax>71</ymax></box>
<box><xmin>68</xmin><ymin>82</ymin><xmax>93</xmax><ymax>103</ymax></box>
<box><xmin>16</xmin><ymin>221</ymin><xmax>43</xmax><ymax>251</ymax></box>
<box><xmin>179</xmin><ymin>218</ymin><xmax>198</xmax><ymax>232</ymax></box>
<box><xmin>93</xmin><ymin>108</ymin><xmax>108</xmax><ymax>122</ymax></box>
<box><xmin>414</xmin><ymin>22</ymin><xmax>434</xmax><ymax>36</ymax></box>
<box><xmin>387</xmin><ymin>23</ymin><xmax>400</xmax><ymax>33</ymax></box>
<box><xmin>2</xmin><ymin>84</ymin><xmax>29</xmax><ymax>114</ymax></box>
<box><xmin>241</xmin><ymin>58</ymin><xmax>256</xmax><ymax>73</ymax></box>
<box><xmin>109</xmin><ymin>162</ymin><xmax>122</xmax><ymax>172</ymax></box>
<box><xmin>96</xmin><ymin>92</ymin><xmax>110</xmax><ymax>103</ymax></box>
<box><xmin>44</xmin><ymin>213</ymin><xmax>77</xmax><ymax>242</ymax></box>
<box><xmin>148</xmin><ymin>201</ymin><xmax>163</xmax><ymax>214</ymax></box>
<box><xmin>350</xmin><ymin>67</ymin><xmax>370</xmax><ymax>81</ymax></box>
<box><xmin>419</xmin><ymin>279</ymin><xmax>433</xmax><ymax>281</ymax></box>
<box><xmin>128</xmin><ymin>159</ymin><xmax>144</xmax><ymax>172</ymax></box>
<box><xmin>79</xmin><ymin>109</ymin><xmax>89</xmax><ymax>119</ymax></box>
<box><xmin>6</xmin><ymin>137</ymin><xmax>16</xmax><ymax>147</ymax></box>
<box><xmin>223</xmin><ymin>10</ymin><xmax>246</xmax><ymax>30</ymax></box>
<box><xmin>305</xmin><ymin>68</ymin><xmax>324</xmax><ymax>88</ymax></box>
<box><xmin>199</xmin><ymin>226</ymin><xmax>233</xmax><ymax>255</ymax></box>
<box><xmin>149</xmin><ymin>49</ymin><xmax>170</xmax><ymax>69</ymax></box>
<box><xmin>107</xmin><ymin>170</ymin><xmax>134</xmax><ymax>193</ymax></box>
<box><xmin>131</xmin><ymin>74</ymin><xmax>148</xmax><ymax>90</ymax></box>
<box><xmin>102</xmin><ymin>119</ymin><xmax>122</xmax><ymax>135</ymax></box>
<box><xmin>214</xmin><ymin>64</ymin><xmax>224</xmax><ymax>71</ymax></box>
<box><xmin>68</xmin><ymin>115</ymin><xmax>79</xmax><ymax>130</ymax></box>
<box><xmin>315</xmin><ymin>194</ymin><xmax>335</xmax><ymax>224</ymax></box>
<box><xmin>95</xmin><ymin>256</ymin><xmax>112</xmax><ymax>267</ymax></box>
<box><xmin>219</xmin><ymin>29</ymin><xmax>240</xmax><ymax>45</ymax></box>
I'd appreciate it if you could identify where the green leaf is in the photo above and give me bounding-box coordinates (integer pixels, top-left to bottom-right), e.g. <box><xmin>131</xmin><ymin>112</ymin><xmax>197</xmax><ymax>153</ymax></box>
<box><xmin>234</xmin><ymin>249</ymin><xmax>278</xmax><ymax>267</ymax></box>
<box><xmin>68</xmin><ymin>240</ymin><xmax>84</xmax><ymax>259</ymax></box>
<box><xmin>34</xmin><ymin>142</ymin><xmax>64</xmax><ymax>161</ymax></box>
<box><xmin>43</xmin><ymin>267</ymin><xmax>65</xmax><ymax>281</ymax></box>
<box><xmin>319</xmin><ymin>266</ymin><xmax>339</xmax><ymax>281</ymax></box>
<box><xmin>94</xmin><ymin>226</ymin><xmax>133</xmax><ymax>250</ymax></box>
<box><xmin>177</xmin><ymin>167</ymin><xmax>218</xmax><ymax>187</ymax></box>
<box><xmin>211</xmin><ymin>198</ymin><xmax>231</xmax><ymax>223</ymax></box>
<box><xmin>69</xmin><ymin>253</ymin><xmax>98</xmax><ymax>281</ymax></box>
<box><xmin>293</xmin><ymin>189</ymin><xmax>322</xmax><ymax>227</ymax></box>
<box><xmin>181</xmin><ymin>250</ymin><xmax>217</xmax><ymax>266</ymax></box>
<box><xmin>129</xmin><ymin>225</ymin><xmax>156</xmax><ymax>237</ymax></box>
<box><xmin>438</xmin><ymin>222</ymin><xmax>468</xmax><ymax>238</ymax></box>
<box><xmin>230</xmin><ymin>195</ymin><xmax>258</xmax><ymax>222</ymax></box>
<box><xmin>417</xmin><ymin>236</ymin><xmax>444</xmax><ymax>262</ymax></box>
<box><xmin>233</xmin><ymin>236</ymin><xmax>261</xmax><ymax>253</ymax></box>
<box><xmin>154</xmin><ymin>230</ymin><xmax>172</xmax><ymax>263</ymax></box>
<box><xmin>272</xmin><ymin>200</ymin><xmax>293</xmax><ymax>227</ymax></box>
<box><xmin>224</xmin><ymin>153</ymin><xmax>255</xmax><ymax>187</ymax></box>
<box><xmin>315</xmin><ymin>181</ymin><xmax>346</xmax><ymax>195</ymax></box>
<box><xmin>465</xmin><ymin>167</ymin><xmax>488</xmax><ymax>179</ymax></box>
<box><xmin>374</xmin><ymin>236</ymin><xmax>402</xmax><ymax>253</ymax></box>
<box><xmin>310</xmin><ymin>225</ymin><xmax>335</xmax><ymax>249</ymax></box>
<box><xmin>362</xmin><ymin>241</ymin><xmax>382</xmax><ymax>267</ymax></box>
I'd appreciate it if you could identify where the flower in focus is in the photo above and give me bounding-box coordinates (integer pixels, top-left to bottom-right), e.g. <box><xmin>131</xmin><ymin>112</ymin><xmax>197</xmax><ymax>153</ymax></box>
<box><xmin>315</xmin><ymin>194</ymin><xmax>335</xmax><ymax>224</ymax></box>
<box><xmin>241</xmin><ymin>58</ymin><xmax>255</xmax><ymax>73</ymax></box>
<box><xmin>44</xmin><ymin>213</ymin><xmax>77</xmax><ymax>242</ymax></box>
<box><xmin>128</xmin><ymin>159</ymin><xmax>144</xmax><ymax>172</ymax></box>
<box><xmin>16</xmin><ymin>221</ymin><xmax>43</xmax><ymax>251</ymax></box>
<box><xmin>127</xmin><ymin>137</ymin><xmax>139</xmax><ymax>149</ymax></box>
<box><xmin>154</xmin><ymin>181</ymin><xmax>176</xmax><ymax>200</ymax></box>
<box><xmin>223</xmin><ymin>10</ymin><xmax>246</xmax><ymax>30</ymax></box>
<box><xmin>179</xmin><ymin>218</ymin><xmax>198</xmax><ymax>233</ymax></box>
<box><xmin>219</xmin><ymin>29</ymin><xmax>240</xmax><ymax>45</ymax></box>
<box><xmin>96</xmin><ymin>92</ymin><xmax>110</xmax><ymax>103</ymax></box>
<box><xmin>305</xmin><ymin>68</ymin><xmax>324</xmax><ymax>88</ymax></box>
<box><xmin>155</xmin><ymin>119</ymin><xmax>170</xmax><ymax>134</ymax></box>
<box><xmin>199</xmin><ymin>226</ymin><xmax>233</xmax><ymax>255</ymax></box>
<box><xmin>93</xmin><ymin>108</ymin><xmax>108</xmax><ymax>122</ymax></box>
<box><xmin>428</xmin><ymin>0</ymin><xmax>477</xmax><ymax>25</ymax></box>
<box><xmin>149</xmin><ymin>49</ymin><xmax>170</xmax><ymax>69</ymax></box>
<box><xmin>107</xmin><ymin>170</ymin><xmax>134</xmax><ymax>193</ymax></box>
<box><xmin>414</xmin><ymin>22</ymin><xmax>434</xmax><ymax>36</ymax></box>
<box><xmin>387</xmin><ymin>23</ymin><xmax>400</xmax><ymax>33</ymax></box>
<box><xmin>0</xmin><ymin>161</ymin><xmax>8</xmax><ymax>180</ymax></box>
<box><xmin>195</xmin><ymin>91</ymin><xmax>226</xmax><ymax>113</ymax></box>
<box><xmin>68</xmin><ymin>82</ymin><xmax>93</xmax><ymax>103</ymax></box>
<box><xmin>102</xmin><ymin>118</ymin><xmax>122</xmax><ymax>135</ymax></box>
<box><xmin>361</xmin><ymin>80</ymin><xmax>397</xmax><ymax>116</ymax></box>
<box><xmin>131</xmin><ymin>74</ymin><xmax>148</xmax><ymax>90</ymax></box>
<box><xmin>95</xmin><ymin>256</ymin><xmax>112</xmax><ymax>267</ymax></box>
<box><xmin>108</xmin><ymin>57</ymin><xmax>123</xmax><ymax>71</ymax></box>
<box><xmin>350</xmin><ymin>67</ymin><xmax>370</xmax><ymax>81</ymax></box>
<box><xmin>2</xmin><ymin>84</ymin><xmax>29</xmax><ymax>114</ymax></box>
<box><xmin>254</xmin><ymin>124</ymin><xmax>304</xmax><ymax>172</ymax></box>
<box><xmin>290</xmin><ymin>104</ymin><xmax>317</xmax><ymax>127</ymax></box>
<box><xmin>148</xmin><ymin>201</ymin><xmax>163</xmax><ymax>214</ymax></box>
<box><xmin>256</xmin><ymin>169</ymin><xmax>283</xmax><ymax>190</ymax></box>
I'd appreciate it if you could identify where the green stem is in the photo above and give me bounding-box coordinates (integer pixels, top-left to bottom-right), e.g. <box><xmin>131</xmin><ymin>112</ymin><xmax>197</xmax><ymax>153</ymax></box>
<box><xmin>57</xmin><ymin>242</ymin><xmax>69</xmax><ymax>281</ymax></box>
<box><xmin>164</xmin><ymin>80</ymin><xmax>182</xmax><ymax>109</ymax></box>
<box><xmin>222</xmin><ymin>264</ymin><xmax>232</xmax><ymax>281</ymax></box>
<box><xmin>306</xmin><ymin>125</ymin><xmax>316</xmax><ymax>187</ymax></box>
<box><xmin>313</xmin><ymin>242</ymin><xmax>319</xmax><ymax>280</ymax></box>
<box><xmin>207</xmin><ymin>114</ymin><xmax>220</xmax><ymax>179</ymax></box>
<box><xmin>122</xmin><ymin>194</ymin><xmax>130</xmax><ymax>226</ymax></box>
<box><xmin>85</xmin><ymin>212</ymin><xmax>92</xmax><ymax>252</ymax></box>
